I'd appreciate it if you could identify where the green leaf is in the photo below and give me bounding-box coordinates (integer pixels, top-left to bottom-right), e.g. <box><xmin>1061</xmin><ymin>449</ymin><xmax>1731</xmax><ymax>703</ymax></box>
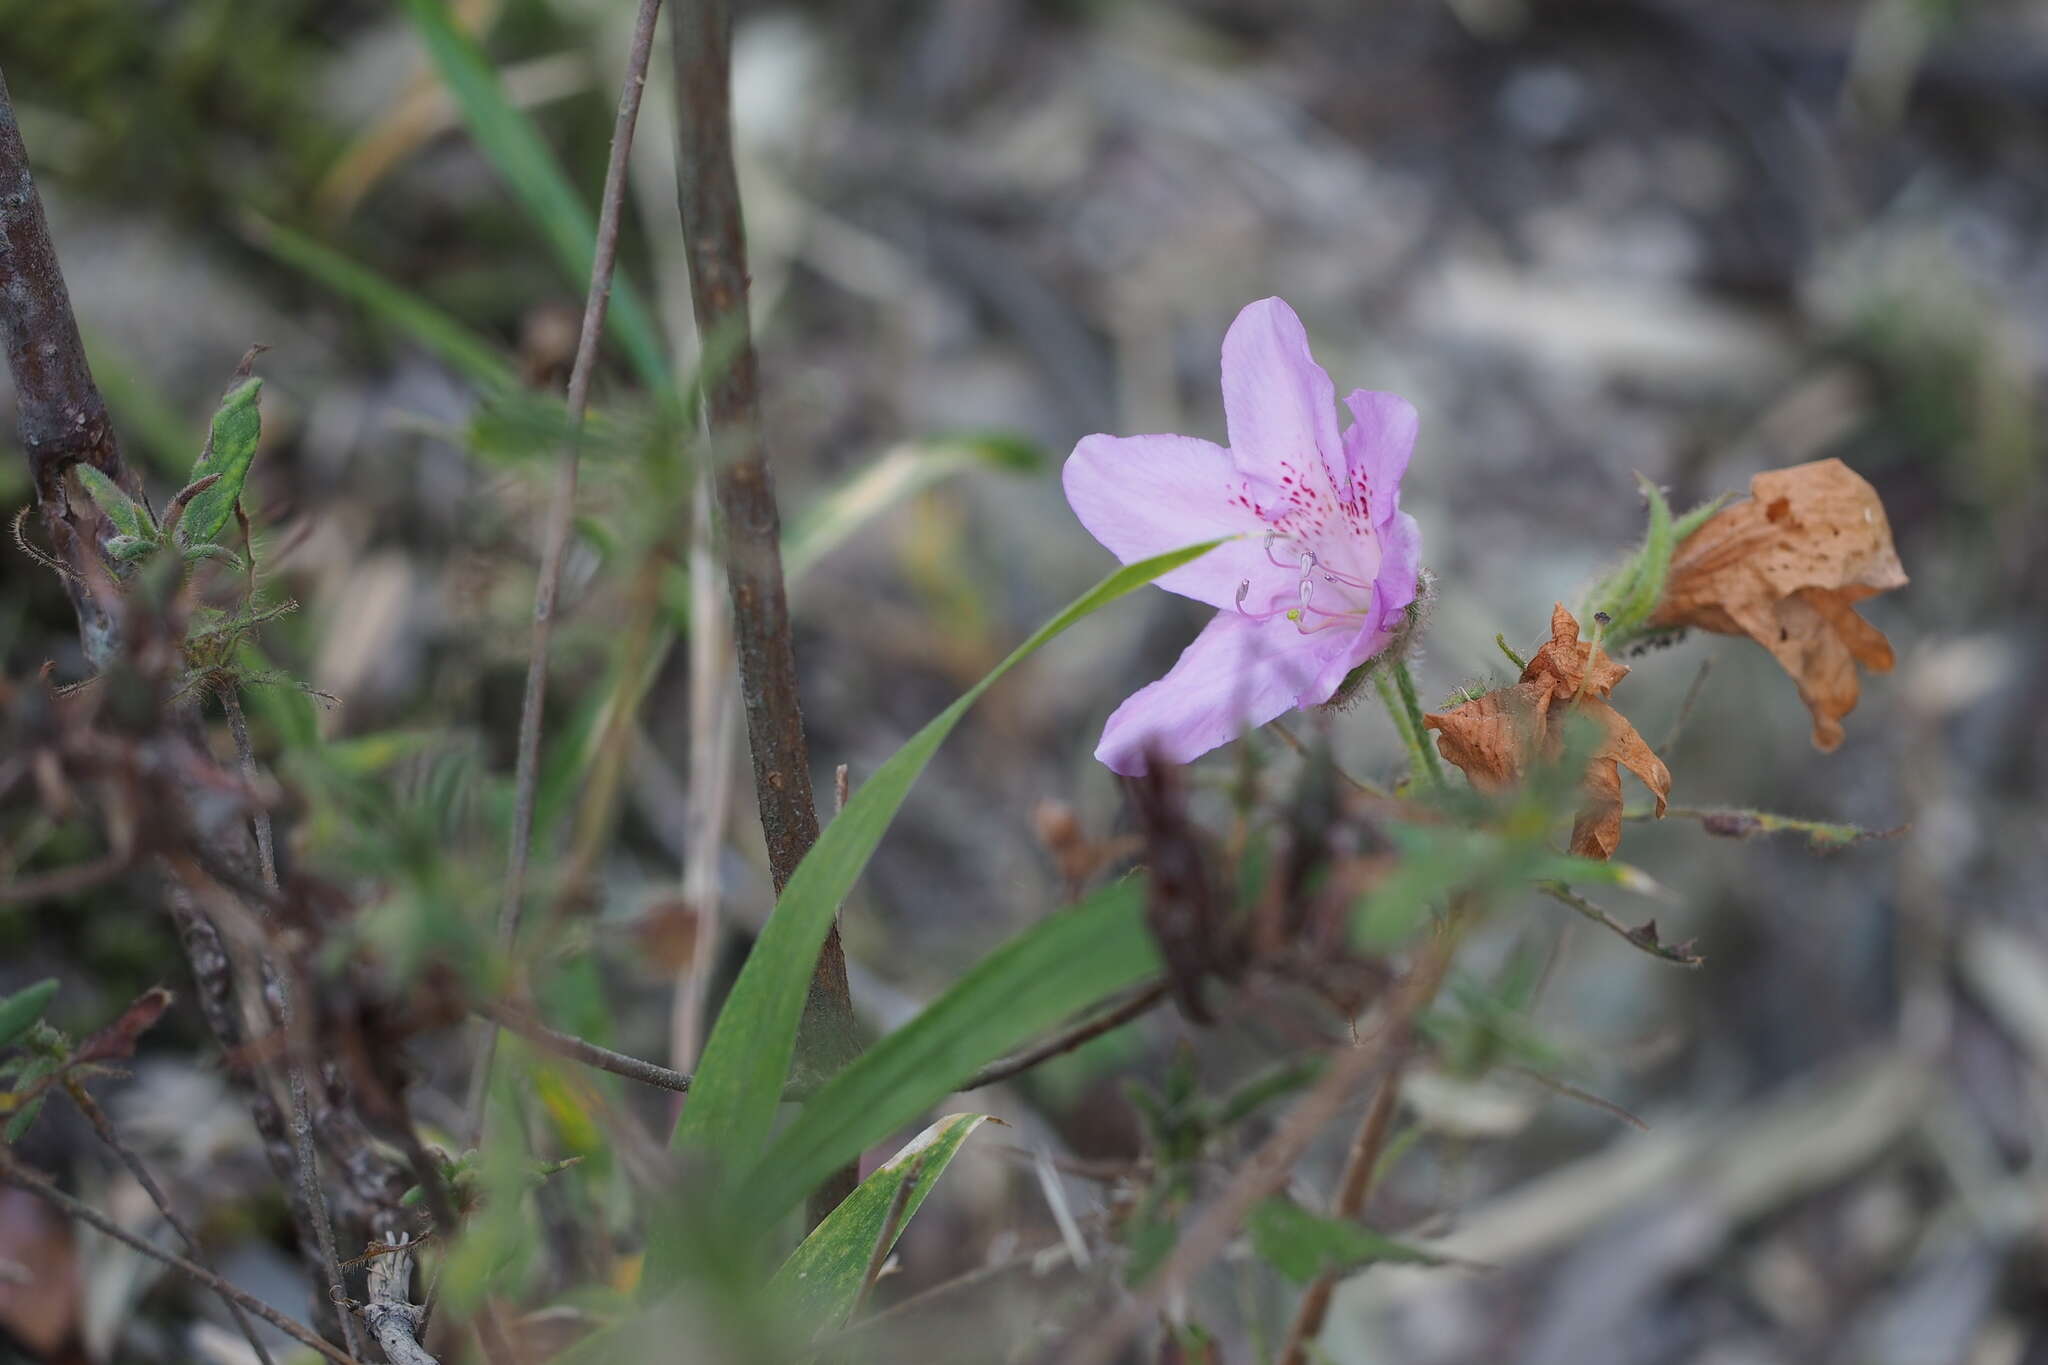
<box><xmin>0</xmin><ymin>979</ymin><xmax>59</xmax><ymax>1049</ymax></box>
<box><xmin>1586</xmin><ymin>474</ymin><xmax>1674</xmax><ymax>638</ymax></box>
<box><xmin>73</xmin><ymin>465</ymin><xmax>154</xmax><ymax>541</ymax></box>
<box><xmin>784</xmin><ymin>436</ymin><xmax>1044</xmax><ymax>586</ymax></box>
<box><xmin>398</xmin><ymin>0</ymin><xmax>668</xmax><ymax>391</ymax></box>
<box><xmin>4</xmin><ymin>1094</ymin><xmax>47</xmax><ymax>1143</ymax></box>
<box><xmin>646</xmin><ymin>539</ymin><xmax>1220</xmax><ymax>1289</ymax></box>
<box><xmin>1611</xmin><ymin>473</ymin><xmax>1674</xmax><ymax>631</ymax></box>
<box><xmin>768</xmin><ymin>1114</ymin><xmax>993</xmax><ymax>1332</ymax></box>
<box><xmin>178</xmin><ymin>377</ymin><xmax>263</xmax><ymax>550</ymax></box>
<box><xmin>735</xmin><ymin>877</ymin><xmax>1157</xmax><ymax>1232</ymax></box>
<box><xmin>1247</xmin><ymin>1197</ymin><xmax>1449</xmax><ymax>1285</ymax></box>
<box><xmin>244</xmin><ymin>215</ymin><xmax>516</xmax><ymax>391</ymax></box>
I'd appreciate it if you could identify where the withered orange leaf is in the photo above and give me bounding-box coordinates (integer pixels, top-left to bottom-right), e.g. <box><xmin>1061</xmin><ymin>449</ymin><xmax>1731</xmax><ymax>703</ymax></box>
<box><xmin>1650</xmin><ymin>458</ymin><xmax>1906</xmax><ymax>751</ymax></box>
<box><xmin>1424</xmin><ymin>605</ymin><xmax>1670</xmax><ymax>860</ymax></box>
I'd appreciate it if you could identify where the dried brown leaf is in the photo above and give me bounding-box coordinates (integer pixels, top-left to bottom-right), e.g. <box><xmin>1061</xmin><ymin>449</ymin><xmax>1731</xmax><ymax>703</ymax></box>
<box><xmin>71</xmin><ymin>986</ymin><xmax>173</xmax><ymax>1066</ymax></box>
<box><xmin>1651</xmin><ymin>458</ymin><xmax>1907</xmax><ymax>750</ymax></box>
<box><xmin>1424</xmin><ymin>605</ymin><xmax>1668</xmax><ymax>860</ymax></box>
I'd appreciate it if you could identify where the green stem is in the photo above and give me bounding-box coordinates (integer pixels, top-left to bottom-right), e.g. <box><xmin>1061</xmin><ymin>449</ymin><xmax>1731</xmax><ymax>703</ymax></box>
<box><xmin>1373</xmin><ymin>668</ymin><xmax>1434</xmax><ymax>789</ymax></box>
<box><xmin>1390</xmin><ymin>659</ymin><xmax>1445</xmax><ymax>787</ymax></box>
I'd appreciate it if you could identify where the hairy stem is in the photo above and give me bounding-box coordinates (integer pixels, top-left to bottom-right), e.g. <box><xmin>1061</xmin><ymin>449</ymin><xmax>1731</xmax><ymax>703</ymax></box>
<box><xmin>1391</xmin><ymin>658</ymin><xmax>1445</xmax><ymax>787</ymax></box>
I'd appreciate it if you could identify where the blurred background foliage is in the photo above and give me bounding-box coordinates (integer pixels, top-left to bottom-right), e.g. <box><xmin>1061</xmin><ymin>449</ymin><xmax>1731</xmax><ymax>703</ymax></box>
<box><xmin>3</xmin><ymin>0</ymin><xmax>2046</xmax><ymax>1361</ymax></box>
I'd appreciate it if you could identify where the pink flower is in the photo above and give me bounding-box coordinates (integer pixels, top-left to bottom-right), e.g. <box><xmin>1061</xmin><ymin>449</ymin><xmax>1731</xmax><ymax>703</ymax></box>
<box><xmin>1063</xmin><ymin>298</ymin><xmax>1422</xmax><ymax>775</ymax></box>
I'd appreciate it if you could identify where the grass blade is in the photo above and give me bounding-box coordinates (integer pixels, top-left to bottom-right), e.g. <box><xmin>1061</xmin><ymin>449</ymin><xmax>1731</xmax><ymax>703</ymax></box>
<box><xmin>644</xmin><ymin>539</ymin><xmax>1220</xmax><ymax>1289</ymax></box>
<box><xmin>768</xmin><ymin>1113</ymin><xmax>993</xmax><ymax>1331</ymax></box>
<box><xmin>738</xmin><ymin>876</ymin><xmax>1155</xmax><ymax>1229</ymax></box>
<box><xmin>243</xmin><ymin>215</ymin><xmax>515</xmax><ymax>391</ymax></box>
<box><xmin>398</xmin><ymin>0</ymin><xmax>668</xmax><ymax>389</ymax></box>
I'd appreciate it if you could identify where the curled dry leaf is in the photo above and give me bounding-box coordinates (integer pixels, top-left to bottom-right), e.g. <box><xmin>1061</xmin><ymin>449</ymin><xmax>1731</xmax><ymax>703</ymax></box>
<box><xmin>71</xmin><ymin>986</ymin><xmax>174</xmax><ymax>1066</ymax></box>
<box><xmin>1424</xmin><ymin>605</ymin><xmax>1671</xmax><ymax>859</ymax></box>
<box><xmin>1650</xmin><ymin>458</ymin><xmax>1907</xmax><ymax>751</ymax></box>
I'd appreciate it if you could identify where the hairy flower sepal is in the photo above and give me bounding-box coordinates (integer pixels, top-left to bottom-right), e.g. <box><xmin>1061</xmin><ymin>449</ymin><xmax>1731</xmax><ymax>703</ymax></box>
<box><xmin>1064</xmin><ymin>298</ymin><xmax>1423</xmax><ymax>774</ymax></box>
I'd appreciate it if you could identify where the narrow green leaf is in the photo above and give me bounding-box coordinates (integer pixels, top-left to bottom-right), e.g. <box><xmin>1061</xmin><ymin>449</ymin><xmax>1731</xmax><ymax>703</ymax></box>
<box><xmin>1248</xmin><ymin>1198</ymin><xmax>1450</xmax><ymax>1285</ymax></box>
<box><xmin>398</xmin><ymin>0</ymin><xmax>668</xmax><ymax>391</ymax></box>
<box><xmin>768</xmin><ymin>1114</ymin><xmax>993</xmax><ymax>1331</ymax></box>
<box><xmin>178</xmin><ymin>378</ymin><xmax>263</xmax><ymax>550</ymax></box>
<box><xmin>736</xmin><ymin>877</ymin><xmax>1157</xmax><ymax>1231</ymax></box>
<box><xmin>244</xmin><ymin>215</ymin><xmax>516</xmax><ymax>391</ymax></box>
<box><xmin>784</xmin><ymin>437</ymin><xmax>1043</xmax><ymax>586</ymax></box>
<box><xmin>0</xmin><ymin>979</ymin><xmax>59</xmax><ymax>1049</ymax></box>
<box><xmin>646</xmin><ymin>540</ymin><xmax>1220</xmax><ymax>1287</ymax></box>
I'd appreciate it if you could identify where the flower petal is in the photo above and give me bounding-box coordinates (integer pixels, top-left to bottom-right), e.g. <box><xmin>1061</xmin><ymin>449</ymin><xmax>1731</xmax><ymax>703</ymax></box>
<box><xmin>1096</xmin><ymin>610</ymin><xmax>1349</xmax><ymax>775</ymax></box>
<box><xmin>1062</xmin><ymin>432</ymin><xmax>1277</xmax><ymax>609</ymax></box>
<box><xmin>1373</xmin><ymin>508</ymin><xmax>1423</xmax><ymax>618</ymax></box>
<box><xmin>1220</xmin><ymin>299</ymin><xmax>1345</xmax><ymax>500</ymax></box>
<box><xmin>1340</xmin><ymin>390</ymin><xmax>1418</xmax><ymax>529</ymax></box>
<box><xmin>1307</xmin><ymin>589</ymin><xmax>1396</xmax><ymax>700</ymax></box>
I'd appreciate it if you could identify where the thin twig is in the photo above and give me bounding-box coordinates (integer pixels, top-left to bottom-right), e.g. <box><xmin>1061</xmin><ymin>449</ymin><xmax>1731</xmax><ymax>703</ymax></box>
<box><xmin>475</xmin><ymin>0</ymin><xmax>668</xmax><ymax>1138</ymax></box>
<box><xmin>0</xmin><ymin>1150</ymin><xmax>364</xmax><ymax>1365</ymax></box>
<box><xmin>1276</xmin><ymin>1056</ymin><xmax>1410</xmax><ymax>1364</ymax></box>
<box><xmin>1503</xmin><ymin>1064</ymin><xmax>1648</xmax><ymax>1130</ymax></box>
<box><xmin>481</xmin><ymin>973</ymin><xmax>1163</xmax><ymax>1106</ymax></box>
<box><xmin>475</xmin><ymin>998</ymin><xmax>691</xmax><ymax>1094</ymax></box>
<box><xmin>1540</xmin><ymin>883</ymin><xmax>1702</xmax><ymax>967</ymax></box>
<box><xmin>63</xmin><ymin>1081</ymin><xmax>279</xmax><ymax>1365</ymax></box>
<box><xmin>960</xmin><ymin>982</ymin><xmax>1170</xmax><ymax>1091</ymax></box>
<box><xmin>672</xmin><ymin>0</ymin><xmax>862</xmax><ymax>1225</ymax></box>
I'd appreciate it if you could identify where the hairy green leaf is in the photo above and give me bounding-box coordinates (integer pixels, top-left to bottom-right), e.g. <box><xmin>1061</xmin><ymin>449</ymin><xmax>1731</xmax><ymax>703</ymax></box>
<box><xmin>73</xmin><ymin>465</ymin><xmax>153</xmax><ymax>541</ymax></box>
<box><xmin>0</xmin><ymin>979</ymin><xmax>59</xmax><ymax>1049</ymax></box>
<box><xmin>178</xmin><ymin>377</ymin><xmax>263</xmax><ymax>550</ymax></box>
